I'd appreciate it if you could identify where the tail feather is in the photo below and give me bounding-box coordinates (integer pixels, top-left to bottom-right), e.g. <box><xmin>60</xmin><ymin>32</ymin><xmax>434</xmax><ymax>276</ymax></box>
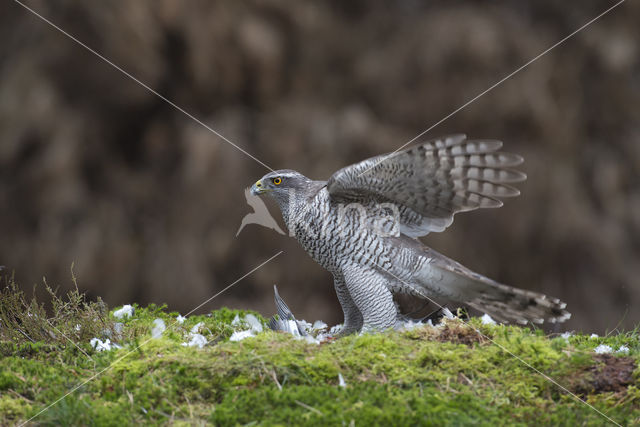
<box><xmin>410</xmin><ymin>249</ymin><xmax>570</xmax><ymax>325</ymax></box>
<box><xmin>466</xmin><ymin>282</ymin><xmax>571</xmax><ymax>325</ymax></box>
<box><xmin>389</xmin><ymin>235</ymin><xmax>571</xmax><ymax>325</ymax></box>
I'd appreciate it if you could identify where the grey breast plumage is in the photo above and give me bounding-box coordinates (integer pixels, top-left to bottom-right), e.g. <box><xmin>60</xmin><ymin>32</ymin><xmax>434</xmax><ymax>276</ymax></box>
<box><xmin>252</xmin><ymin>135</ymin><xmax>570</xmax><ymax>334</ymax></box>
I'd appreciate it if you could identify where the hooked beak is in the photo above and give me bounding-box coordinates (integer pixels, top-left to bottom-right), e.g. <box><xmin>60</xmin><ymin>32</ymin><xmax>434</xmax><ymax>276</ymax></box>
<box><xmin>250</xmin><ymin>180</ymin><xmax>266</xmax><ymax>195</ymax></box>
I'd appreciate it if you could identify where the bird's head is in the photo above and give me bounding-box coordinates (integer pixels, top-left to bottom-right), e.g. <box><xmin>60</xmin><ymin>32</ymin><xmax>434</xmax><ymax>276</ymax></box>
<box><xmin>250</xmin><ymin>170</ymin><xmax>314</xmax><ymax>223</ymax></box>
<box><xmin>250</xmin><ymin>170</ymin><xmax>309</xmax><ymax>197</ymax></box>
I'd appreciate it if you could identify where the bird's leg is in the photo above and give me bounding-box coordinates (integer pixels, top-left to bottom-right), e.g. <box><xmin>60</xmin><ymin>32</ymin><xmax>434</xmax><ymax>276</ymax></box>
<box><xmin>342</xmin><ymin>267</ymin><xmax>397</xmax><ymax>333</ymax></box>
<box><xmin>333</xmin><ymin>274</ymin><xmax>363</xmax><ymax>335</ymax></box>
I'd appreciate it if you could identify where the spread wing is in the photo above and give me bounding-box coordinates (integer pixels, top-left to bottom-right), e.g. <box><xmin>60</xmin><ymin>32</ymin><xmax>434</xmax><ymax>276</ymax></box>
<box><xmin>326</xmin><ymin>134</ymin><xmax>526</xmax><ymax>237</ymax></box>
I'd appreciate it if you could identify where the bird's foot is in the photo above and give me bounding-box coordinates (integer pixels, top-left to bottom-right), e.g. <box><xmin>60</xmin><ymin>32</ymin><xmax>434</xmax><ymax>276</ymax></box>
<box><xmin>331</xmin><ymin>323</ymin><xmax>360</xmax><ymax>337</ymax></box>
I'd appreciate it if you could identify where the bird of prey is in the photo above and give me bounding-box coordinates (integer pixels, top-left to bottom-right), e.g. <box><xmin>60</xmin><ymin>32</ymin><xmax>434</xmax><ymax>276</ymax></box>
<box><xmin>236</xmin><ymin>188</ymin><xmax>286</xmax><ymax>236</ymax></box>
<box><xmin>251</xmin><ymin>135</ymin><xmax>570</xmax><ymax>334</ymax></box>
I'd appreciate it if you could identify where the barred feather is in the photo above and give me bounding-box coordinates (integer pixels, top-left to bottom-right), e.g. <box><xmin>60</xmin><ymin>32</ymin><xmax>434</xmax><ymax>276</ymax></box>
<box><xmin>327</xmin><ymin>134</ymin><xmax>526</xmax><ymax>237</ymax></box>
<box><xmin>389</xmin><ymin>236</ymin><xmax>571</xmax><ymax>325</ymax></box>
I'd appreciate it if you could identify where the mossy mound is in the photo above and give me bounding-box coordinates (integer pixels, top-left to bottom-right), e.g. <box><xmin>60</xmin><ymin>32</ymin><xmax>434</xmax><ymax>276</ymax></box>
<box><xmin>0</xmin><ymin>282</ymin><xmax>639</xmax><ymax>425</ymax></box>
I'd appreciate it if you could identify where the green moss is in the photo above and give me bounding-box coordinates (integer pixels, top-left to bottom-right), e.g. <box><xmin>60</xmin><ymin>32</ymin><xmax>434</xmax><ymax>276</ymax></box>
<box><xmin>0</xmin><ymin>396</ymin><xmax>30</xmax><ymax>422</ymax></box>
<box><xmin>0</xmin><ymin>290</ymin><xmax>638</xmax><ymax>425</ymax></box>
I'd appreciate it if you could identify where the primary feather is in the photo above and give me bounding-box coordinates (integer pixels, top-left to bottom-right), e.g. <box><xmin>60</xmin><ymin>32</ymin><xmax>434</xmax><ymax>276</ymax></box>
<box><xmin>327</xmin><ymin>134</ymin><xmax>526</xmax><ymax>237</ymax></box>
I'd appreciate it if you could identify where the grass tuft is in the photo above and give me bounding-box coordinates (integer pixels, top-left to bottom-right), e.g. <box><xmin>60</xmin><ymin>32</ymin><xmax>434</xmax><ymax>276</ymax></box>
<box><xmin>0</xmin><ymin>271</ymin><xmax>112</xmax><ymax>347</ymax></box>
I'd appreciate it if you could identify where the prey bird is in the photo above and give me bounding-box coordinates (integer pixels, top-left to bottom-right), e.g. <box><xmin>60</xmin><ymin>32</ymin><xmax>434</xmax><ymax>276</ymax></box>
<box><xmin>251</xmin><ymin>135</ymin><xmax>570</xmax><ymax>334</ymax></box>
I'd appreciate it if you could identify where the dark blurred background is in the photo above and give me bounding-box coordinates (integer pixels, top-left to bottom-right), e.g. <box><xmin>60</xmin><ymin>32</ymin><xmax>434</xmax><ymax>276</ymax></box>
<box><xmin>1</xmin><ymin>1</ymin><xmax>638</xmax><ymax>333</ymax></box>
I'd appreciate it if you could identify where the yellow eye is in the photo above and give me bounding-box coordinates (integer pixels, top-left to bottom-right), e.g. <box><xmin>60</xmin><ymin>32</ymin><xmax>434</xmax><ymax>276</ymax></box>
<box><xmin>272</xmin><ymin>177</ymin><xmax>282</xmax><ymax>185</ymax></box>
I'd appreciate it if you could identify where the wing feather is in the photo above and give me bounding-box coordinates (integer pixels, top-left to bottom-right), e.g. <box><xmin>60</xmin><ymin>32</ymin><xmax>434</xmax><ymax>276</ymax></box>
<box><xmin>326</xmin><ymin>134</ymin><xmax>526</xmax><ymax>237</ymax></box>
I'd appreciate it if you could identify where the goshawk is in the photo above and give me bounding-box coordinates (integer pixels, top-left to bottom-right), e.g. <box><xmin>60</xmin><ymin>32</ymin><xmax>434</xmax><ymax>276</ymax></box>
<box><xmin>251</xmin><ymin>135</ymin><xmax>570</xmax><ymax>333</ymax></box>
